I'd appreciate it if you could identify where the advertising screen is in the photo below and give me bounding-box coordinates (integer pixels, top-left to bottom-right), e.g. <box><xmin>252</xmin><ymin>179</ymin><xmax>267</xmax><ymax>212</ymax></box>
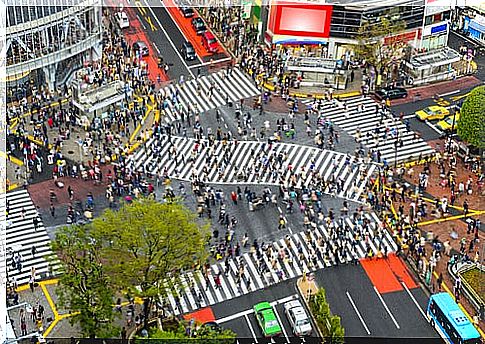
<box><xmin>268</xmin><ymin>1</ymin><xmax>333</xmax><ymax>38</ymax></box>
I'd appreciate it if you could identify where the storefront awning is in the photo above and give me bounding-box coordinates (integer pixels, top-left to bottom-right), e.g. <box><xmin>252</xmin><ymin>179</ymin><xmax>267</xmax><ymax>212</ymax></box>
<box><xmin>265</xmin><ymin>31</ymin><xmax>328</xmax><ymax>46</ymax></box>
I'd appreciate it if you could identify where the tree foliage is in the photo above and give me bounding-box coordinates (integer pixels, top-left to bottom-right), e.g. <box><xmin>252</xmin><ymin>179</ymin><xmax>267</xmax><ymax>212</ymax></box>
<box><xmin>52</xmin><ymin>224</ymin><xmax>118</xmax><ymax>338</ymax></box>
<box><xmin>457</xmin><ymin>85</ymin><xmax>485</xmax><ymax>149</ymax></box>
<box><xmin>142</xmin><ymin>322</ymin><xmax>237</xmax><ymax>344</ymax></box>
<box><xmin>309</xmin><ymin>288</ymin><xmax>345</xmax><ymax>343</ymax></box>
<box><xmin>92</xmin><ymin>198</ymin><xmax>210</xmax><ymax>329</ymax></box>
<box><xmin>354</xmin><ymin>16</ymin><xmax>407</xmax><ymax>82</ymax></box>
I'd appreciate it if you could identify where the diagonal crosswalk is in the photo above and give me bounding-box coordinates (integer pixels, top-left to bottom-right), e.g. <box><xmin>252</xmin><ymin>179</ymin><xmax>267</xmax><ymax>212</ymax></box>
<box><xmin>302</xmin><ymin>96</ymin><xmax>435</xmax><ymax>163</ymax></box>
<box><xmin>161</xmin><ymin>212</ymin><xmax>397</xmax><ymax>316</ymax></box>
<box><xmin>159</xmin><ymin>68</ymin><xmax>261</xmax><ymax>123</ymax></box>
<box><xmin>129</xmin><ymin>136</ymin><xmax>377</xmax><ymax>202</ymax></box>
<box><xmin>1</xmin><ymin>189</ymin><xmax>59</xmax><ymax>285</ymax></box>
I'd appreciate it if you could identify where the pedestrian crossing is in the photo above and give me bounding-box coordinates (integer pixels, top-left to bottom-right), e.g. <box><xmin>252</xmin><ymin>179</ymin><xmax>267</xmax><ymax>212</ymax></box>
<box><xmin>129</xmin><ymin>136</ymin><xmax>377</xmax><ymax>202</ymax></box>
<box><xmin>302</xmin><ymin>96</ymin><xmax>435</xmax><ymax>163</ymax></box>
<box><xmin>161</xmin><ymin>212</ymin><xmax>397</xmax><ymax>316</ymax></box>
<box><xmin>1</xmin><ymin>189</ymin><xmax>59</xmax><ymax>286</ymax></box>
<box><xmin>159</xmin><ymin>68</ymin><xmax>261</xmax><ymax>123</ymax></box>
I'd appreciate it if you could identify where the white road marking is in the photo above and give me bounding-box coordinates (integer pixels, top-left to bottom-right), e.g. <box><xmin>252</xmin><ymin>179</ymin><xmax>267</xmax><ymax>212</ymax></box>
<box><xmin>144</xmin><ymin>0</ymin><xmax>195</xmax><ymax>78</ymax></box>
<box><xmin>272</xmin><ymin>305</ymin><xmax>290</xmax><ymax>343</ymax></box>
<box><xmin>373</xmin><ymin>286</ymin><xmax>400</xmax><ymax>329</ymax></box>
<box><xmin>346</xmin><ymin>291</ymin><xmax>371</xmax><ymax>335</ymax></box>
<box><xmin>402</xmin><ymin>282</ymin><xmax>427</xmax><ymax>319</ymax></box>
<box><xmin>136</xmin><ymin>14</ymin><xmax>147</xmax><ymax>31</ymax></box>
<box><xmin>437</xmin><ymin>90</ymin><xmax>460</xmax><ymax>97</ymax></box>
<box><xmin>153</xmin><ymin>42</ymin><xmax>161</xmax><ymax>55</ymax></box>
<box><xmin>216</xmin><ymin>294</ymin><xmax>299</xmax><ymax>324</ymax></box>
<box><xmin>425</xmin><ymin>120</ymin><xmax>444</xmax><ymax>135</ymax></box>
<box><xmin>245</xmin><ymin>313</ymin><xmax>259</xmax><ymax>343</ymax></box>
<box><xmin>188</xmin><ymin>57</ymin><xmax>233</xmax><ymax>68</ymax></box>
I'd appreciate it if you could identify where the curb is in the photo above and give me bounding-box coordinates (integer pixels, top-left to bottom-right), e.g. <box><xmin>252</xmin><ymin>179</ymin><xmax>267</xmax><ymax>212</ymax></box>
<box><xmin>261</xmin><ymin>82</ymin><xmax>361</xmax><ymax>100</ymax></box>
<box><xmin>295</xmin><ymin>277</ymin><xmax>324</xmax><ymax>339</ymax></box>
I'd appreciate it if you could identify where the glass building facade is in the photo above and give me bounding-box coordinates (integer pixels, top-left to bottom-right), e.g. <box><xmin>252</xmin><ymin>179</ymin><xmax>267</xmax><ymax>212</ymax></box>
<box><xmin>6</xmin><ymin>0</ymin><xmax>103</xmax><ymax>98</ymax></box>
<box><xmin>329</xmin><ymin>0</ymin><xmax>425</xmax><ymax>39</ymax></box>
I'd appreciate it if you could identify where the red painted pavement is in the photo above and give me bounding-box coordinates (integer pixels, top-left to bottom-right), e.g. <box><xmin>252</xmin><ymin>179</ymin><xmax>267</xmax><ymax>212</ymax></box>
<box><xmin>27</xmin><ymin>165</ymin><xmax>111</xmax><ymax>210</ymax></box>
<box><xmin>183</xmin><ymin>307</ymin><xmax>216</xmax><ymax>324</ymax></box>
<box><xmin>360</xmin><ymin>253</ymin><xmax>417</xmax><ymax>294</ymax></box>
<box><xmin>111</xmin><ymin>3</ymin><xmax>169</xmax><ymax>83</ymax></box>
<box><xmin>163</xmin><ymin>0</ymin><xmax>229</xmax><ymax>59</ymax></box>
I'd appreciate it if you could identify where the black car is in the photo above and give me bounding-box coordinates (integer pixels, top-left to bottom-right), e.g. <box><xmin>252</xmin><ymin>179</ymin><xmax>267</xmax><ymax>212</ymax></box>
<box><xmin>180</xmin><ymin>6</ymin><xmax>194</xmax><ymax>18</ymax></box>
<box><xmin>132</xmin><ymin>41</ymin><xmax>149</xmax><ymax>56</ymax></box>
<box><xmin>374</xmin><ymin>87</ymin><xmax>408</xmax><ymax>100</ymax></box>
<box><xmin>191</xmin><ymin>17</ymin><xmax>206</xmax><ymax>35</ymax></box>
<box><xmin>182</xmin><ymin>41</ymin><xmax>196</xmax><ymax>61</ymax></box>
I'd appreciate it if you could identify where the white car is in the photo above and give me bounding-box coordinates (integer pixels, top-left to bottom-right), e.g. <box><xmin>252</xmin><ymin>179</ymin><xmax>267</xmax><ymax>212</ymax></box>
<box><xmin>284</xmin><ymin>300</ymin><xmax>312</xmax><ymax>336</ymax></box>
<box><xmin>116</xmin><ymin>11</ymin><xmax>129</xmax><ymax>29</ymax></box>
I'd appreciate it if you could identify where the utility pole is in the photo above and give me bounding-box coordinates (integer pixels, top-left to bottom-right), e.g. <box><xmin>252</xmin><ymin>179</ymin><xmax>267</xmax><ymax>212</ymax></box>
<box><xmin>447</xmin><ymin>100</ymin><xmax>457</xmax><ymax>154</ymax></box>
<box><xmin>394</xmin><ymin>131</ymin><xmax>399</xmax><ymax>169</ymax></box>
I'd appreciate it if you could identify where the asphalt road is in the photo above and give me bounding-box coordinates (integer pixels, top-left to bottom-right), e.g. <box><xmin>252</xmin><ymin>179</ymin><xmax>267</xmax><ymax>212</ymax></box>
<box><xmin>209</xmin><ymin>262</ymin><xmax>439</xmax><ymax>342</ymax></box>
<box><xmin>211</xmin><ymin>279</ymin><xmax>318</xmax><ymax>343</ymax></box>
<box><xmin>314</xmin><ymin>264</ymin><xmax>439</xmax><ymax>340</ymax></box>
<box><xmin>390</xmin><ymin>86</ymin><xmax>477</xmax><ymax>143</ymax></box>
<box><xmin>136</xmin><ymin>0</ymin><xmax>194</xmax><ymax>79</ymax></box>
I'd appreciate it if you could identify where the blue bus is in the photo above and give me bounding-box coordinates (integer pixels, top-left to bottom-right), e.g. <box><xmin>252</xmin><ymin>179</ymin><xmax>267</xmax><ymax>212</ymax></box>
<box><xmin>427</xmin><ymin>292</ymin><xmax>482</xmax><ymax>344</ymax></box>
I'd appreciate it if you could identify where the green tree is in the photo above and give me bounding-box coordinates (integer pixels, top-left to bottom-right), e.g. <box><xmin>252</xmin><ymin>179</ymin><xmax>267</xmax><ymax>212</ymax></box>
<box><xmin>92</xmin><ymin>198</ymin><xmax>210</xmax><ymax>330</ymax></box>
<box><xmin>457</xmin><ymin>85</ymin><xmax>485</xmax><ymax>149</ymax></box>
<box><xmin>144</xmin><ymin>322</ymin><xmax>236</xmax><ymax>344</ymax></box>
<box><xmin>354</xmin><ymin>16</ymin><xmax>407</xmax><ymax>87</ymax></box>
<box><xmin>309</xmin><ymin>288</ymin><xmax>345</xmax><ymax>343</ymax></box>
<box><xmin>52</xmin><ymin>224</ymin><xmax>118</xmax><ymax>338</ymax></box>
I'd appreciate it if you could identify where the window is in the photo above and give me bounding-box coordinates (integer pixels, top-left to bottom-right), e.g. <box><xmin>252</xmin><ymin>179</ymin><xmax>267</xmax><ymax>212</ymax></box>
<box><xmin>425</xmin><ymin>15</ymin><xmax>433</xmax><ymax>26</ymax></box>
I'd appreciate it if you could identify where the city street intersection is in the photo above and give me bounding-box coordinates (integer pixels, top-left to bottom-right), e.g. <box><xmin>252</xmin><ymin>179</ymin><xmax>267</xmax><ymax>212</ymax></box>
<box><xmin>4</xmin><ymin>1</ymin><xmax>485</xmax><ymax>343</ymax></box>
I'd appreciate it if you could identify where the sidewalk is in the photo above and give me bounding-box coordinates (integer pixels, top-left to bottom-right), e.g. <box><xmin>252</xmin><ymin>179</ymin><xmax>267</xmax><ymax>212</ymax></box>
<box><xmin>296</xmin><ymin>276</ymin><xmax>322</xmax><ymax>338</ymax></box>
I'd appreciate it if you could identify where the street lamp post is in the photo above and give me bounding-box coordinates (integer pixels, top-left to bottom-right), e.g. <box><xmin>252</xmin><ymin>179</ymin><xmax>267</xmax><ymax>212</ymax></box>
<box><xmin>394</xmin><ymin>132</ymin><xmax>399</xmax><ymax>169</ymax></box>
<box><xmin>447</xmin><ymin>100</ymin><xmax>457</xmax><ymax>154</ymax></box>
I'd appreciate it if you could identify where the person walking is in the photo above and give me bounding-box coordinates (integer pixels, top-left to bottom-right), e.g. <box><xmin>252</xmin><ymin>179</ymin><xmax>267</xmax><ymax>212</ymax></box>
<box><xmin>68</xmin><ymin>185</ymin><xmax>74</xmax><ymax>200</ymax></box>
<box><xmin>32</xmin><ymin>216</ymin><xmax>39</xmax><ymax>231</ymax></box>
<box><xmin>230</xmin><ymin>191</ymin><xmax>237</xmax><ymax>205</ymax></box>
<box><xmin>278</xmin><ymin>215</ymin><xmax>286</xmax><ymax>230</ymax></box>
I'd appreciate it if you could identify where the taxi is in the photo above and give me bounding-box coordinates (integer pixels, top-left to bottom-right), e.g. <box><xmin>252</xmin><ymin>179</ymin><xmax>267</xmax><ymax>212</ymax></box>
<box><xmin>253</xmin><ymin>302</ymin><xmax>282</xmax><ymax>337</ymax></box>
<box><xmin>415</xmin><ymin>106</ymin><xmax>450</xmax><ymax>121</ymax></box>
<box><xmin>437</xmin><ymin>112</ymin><xmax>460</xmax><ymax>131</ymax></box>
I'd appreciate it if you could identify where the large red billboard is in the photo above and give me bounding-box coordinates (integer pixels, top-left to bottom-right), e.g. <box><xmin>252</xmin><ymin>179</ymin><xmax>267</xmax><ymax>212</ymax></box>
<box><xmin>268</xmin><ymin>1</ymin><xmax>333</xmax><ymax>38</ymax></box>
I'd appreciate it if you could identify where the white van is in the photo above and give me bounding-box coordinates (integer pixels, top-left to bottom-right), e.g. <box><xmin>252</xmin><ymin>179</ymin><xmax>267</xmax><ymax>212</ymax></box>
<box><xmin>284</xmin><ymin>300</ymin><xmax>312</xmax><ymax>336</ymax></box>
<box><xmin>116</xmin><ymin>11</ymin><xmax>129</xmax><ymax>29</ymax></box>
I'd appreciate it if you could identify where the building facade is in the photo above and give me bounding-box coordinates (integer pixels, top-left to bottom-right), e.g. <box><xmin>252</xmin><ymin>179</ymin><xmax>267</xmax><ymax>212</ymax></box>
<box><xmin>457</xmin><ymin>4</ymin><xmax>485</xmax><ymax>45</ymax></box>
<box><xmin>6</xmin><ymin>0</ymin><xmax>103</xmax><ymax>101</ymax></box>
<box><xmin>261</xmin><ymin>0</ymin><xmax>457</xmax><ymax>59</ymax></box>
<box><xmin>263</xmin><ymin>0</ymin><xmax>427</xmax><ymax>58</ymax></box>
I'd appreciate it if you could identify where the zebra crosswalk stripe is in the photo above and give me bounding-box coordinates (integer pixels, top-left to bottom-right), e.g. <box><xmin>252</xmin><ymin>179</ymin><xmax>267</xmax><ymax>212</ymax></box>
<box><xmin>308</xmin><ymin>96</ymin><xmax>434</xmax><ymax>163</ymax></box>
<box><xmin>158</xmin><ymin>68</ymin><xmax>261</xmax><ymax>124</ymax></box>
<box><xmin>3</xmin><ymin>190</ymin><xmax>60</xmax><ymax>285</ymax></box>
<box><xmin>158</xmin><ymin>213</ymin><xmax>397</xmax><ymax>316</ymax></box>
<box><xmin>130</xmin><ymin>138</ymin><xmax>375</xmax><ymax>202</ymax></box>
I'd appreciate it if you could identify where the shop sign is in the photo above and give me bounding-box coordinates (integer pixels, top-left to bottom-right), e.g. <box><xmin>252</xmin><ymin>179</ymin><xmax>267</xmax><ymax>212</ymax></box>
<box><xmin>242</xmin><ymin>0</ymin><xmax>252</xmax><ymax>20</ymax></box>
<box><xmin>423</xmin><ymin>21</ymin><xmax>448</xmax><ymax>36</ymax></box>
<box><xmin>431</xmin><ymin>23</ymin><xmax>447</xmax><ymax>35</ymax></box>
<box><xmin>384</xmin><ymin>30</ymin><xmax>418</xmax><ymax>45</ymax></box>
